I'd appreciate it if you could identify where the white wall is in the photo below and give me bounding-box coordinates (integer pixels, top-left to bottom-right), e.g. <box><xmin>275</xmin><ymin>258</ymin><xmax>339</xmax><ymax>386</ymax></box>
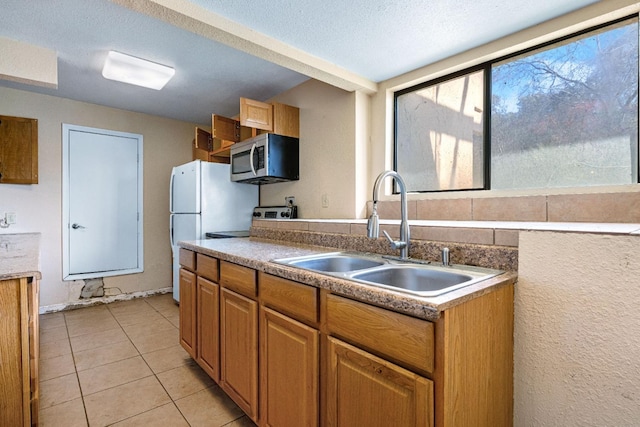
<box><xmin>365</xmin><ymin>1</ymin><xmax>640</xmax><ymax>425</ymax></box>
<box><xmin>0</xmin><ymin>86</ymin><xmax>194</xmax><ymax>307</ymax></box>
<box><xmin>515</xmin><ymin>231</ymin><xmax>640</xmax><ymax>425</ymax></box>
<box><xmin>261</xmin><ymin>79</ymin><xmax>367</xmax><ymax>218</ymax></box>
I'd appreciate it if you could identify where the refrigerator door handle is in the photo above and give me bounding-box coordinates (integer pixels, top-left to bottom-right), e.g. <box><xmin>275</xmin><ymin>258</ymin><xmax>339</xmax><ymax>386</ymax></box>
<box><xmin>169</xmin><ymin>170</ymin><xmax>175</xmax><ymax>213</ymax></box>
<box><xmin>249</xmin><ymin>143</ymin><xmax>257</xmax><ymax>176</ymax></box>
<box><xmin>169</xmin><ymin>214</ymin><xmax>175</xmax><ymax>247</ymax></box>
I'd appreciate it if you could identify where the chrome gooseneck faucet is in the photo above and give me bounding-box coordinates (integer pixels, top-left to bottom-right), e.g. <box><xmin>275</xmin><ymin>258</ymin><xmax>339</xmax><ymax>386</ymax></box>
<box><xmin>367</xmin><ymin>170</ymin><xmax>410</xmax><ymax>259</ymax></box>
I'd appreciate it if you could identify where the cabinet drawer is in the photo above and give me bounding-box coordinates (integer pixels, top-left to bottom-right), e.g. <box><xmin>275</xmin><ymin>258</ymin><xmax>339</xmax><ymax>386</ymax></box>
<box><xmin>197</xmin><ymin>253</ymin><xmax>219</xmax><ymax>282</ymax></box>
<box><xmin>220</xmin><ymin>261</ymin><xmax>257</xmax><ymax>298</ymax></box>
<box><xmin>179</xmin><ymin>248</ymin><xmax>195</xmax><ymax>271</ymax></box>
<box><xmin>259</xmin><ymin>273</ymin><xmax>318</xmax><ymax>326</ymax></box>
<box><xmin>325</xmin><ymin>294</ymin><xmax>434</xmax><ymax>375</ymax></box>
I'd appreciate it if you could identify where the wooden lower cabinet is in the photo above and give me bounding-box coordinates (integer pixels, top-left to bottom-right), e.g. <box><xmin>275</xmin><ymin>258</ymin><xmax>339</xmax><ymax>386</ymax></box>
<box><xmin>179</xmin><ymin>268</ymin><xmax>197</xmax><ymax>358</ymax></box>
<box><xmin>260</xmin><ymin>306</ymin><xmax>319</xmax><ymax>427</ymax></box>
<box><xmin>196</xmin><ymin>276</ymin><xmax>219</xmax><ymax>381</ymax></box>
<box><xmin>179</xmin><ymin>251</ymin><xmax>514</xmax><ymax>427</ymax></box>
<box><xmin>0</xmin><ymin>276</ymin><xmax>40</xmax><ymax>427</ymax></box>
<box><xmin>220</xmin><ymin>287</ymin><xmax>259</xmax><ymax>421</ymax></box>
<box><xmin>326</xmin><ymin>337</ymin><xmax>433</xmax><ymax>427</ymax></box>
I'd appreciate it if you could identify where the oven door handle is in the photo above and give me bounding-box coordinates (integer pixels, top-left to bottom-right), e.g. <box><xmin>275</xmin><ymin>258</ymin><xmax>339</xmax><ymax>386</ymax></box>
<box><xmin>249</xmin><ymin>143</ymin><xmax>257</xmax><ymax>176</ymax></box>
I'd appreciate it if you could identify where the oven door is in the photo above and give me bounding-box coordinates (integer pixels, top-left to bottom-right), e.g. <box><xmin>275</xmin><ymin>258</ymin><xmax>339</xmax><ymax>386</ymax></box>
<box><xmin>231</xmin><ymin>142</ymin><xmax>265</xmax><ymax>181</ymax></box>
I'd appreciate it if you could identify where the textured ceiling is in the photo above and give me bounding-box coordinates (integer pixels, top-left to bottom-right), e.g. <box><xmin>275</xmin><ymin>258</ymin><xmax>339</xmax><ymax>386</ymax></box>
<box><xmin>0</xmin><ymin>0</ymin><xmax>600</xmax><ymax>125</ymax></box>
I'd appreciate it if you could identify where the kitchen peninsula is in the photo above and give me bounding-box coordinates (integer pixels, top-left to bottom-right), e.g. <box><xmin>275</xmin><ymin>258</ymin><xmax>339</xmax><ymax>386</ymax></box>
<box><xmin>178</xmin><ymin>228</ymin><xmax>516</xmax><ymax>427</ymax></box>
<box><xmin>0</xmin><ymin>233</ymin><xmax>41</xmax><ymax>427</ymax></box>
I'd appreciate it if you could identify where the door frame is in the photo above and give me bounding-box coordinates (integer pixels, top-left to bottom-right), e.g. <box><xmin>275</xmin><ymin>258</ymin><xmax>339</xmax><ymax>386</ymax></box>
<box><xmin>61</xmin><ymin>123</ymin><xmax>144</xmax><ymax>280</ymax></box>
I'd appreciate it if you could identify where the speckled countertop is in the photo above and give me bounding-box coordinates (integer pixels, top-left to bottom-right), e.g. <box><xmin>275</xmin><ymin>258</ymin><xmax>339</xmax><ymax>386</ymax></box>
<box><xmin>179</xmin><ymin>237</ymin><xmax>516</xmax><ymax>321</ymax></box>
<box><xmin>0</xmin><ymin>233</ymin><xmax>42</xmax><ymax>280</ymax></box>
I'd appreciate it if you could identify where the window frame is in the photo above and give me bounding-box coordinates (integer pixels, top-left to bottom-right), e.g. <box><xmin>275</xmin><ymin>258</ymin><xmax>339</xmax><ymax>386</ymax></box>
<box><xmin>393</xmin><ymin>14</ymin><xmax>640</xmax><ymax>194</ymax></box>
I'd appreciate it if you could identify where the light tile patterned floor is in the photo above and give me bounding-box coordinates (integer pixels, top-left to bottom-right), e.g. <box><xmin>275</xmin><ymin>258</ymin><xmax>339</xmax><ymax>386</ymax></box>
<box><xmin>39</xmin><ymin>294</ymin><xmax>256</xmax><ymax>427</ymax></box>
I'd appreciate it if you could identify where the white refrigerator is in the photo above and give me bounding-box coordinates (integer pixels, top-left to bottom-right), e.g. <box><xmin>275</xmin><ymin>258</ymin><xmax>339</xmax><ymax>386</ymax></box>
<box><xmin>170</xmin><ymin>160</ymin><xmax>258</xmax><ymax>302</ymax></box>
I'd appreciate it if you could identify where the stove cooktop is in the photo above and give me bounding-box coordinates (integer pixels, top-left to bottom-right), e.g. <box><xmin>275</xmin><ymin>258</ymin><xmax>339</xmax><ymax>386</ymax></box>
<box><xmin>205</xmin><ymin>230</ymin><xmax>250</xmax><ymax>239</ymax></box>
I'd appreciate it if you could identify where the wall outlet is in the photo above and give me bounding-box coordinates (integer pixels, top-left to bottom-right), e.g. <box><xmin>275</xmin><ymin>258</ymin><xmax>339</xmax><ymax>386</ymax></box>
<box><xmin>6</xmin><ymin>212</ymin><xmax>16</xmax><ymax>224</ymax></box>
<box><xmin>322</xmin><ymin>194</ymin><xmax>329</xmax><ymax>208</ymax></box>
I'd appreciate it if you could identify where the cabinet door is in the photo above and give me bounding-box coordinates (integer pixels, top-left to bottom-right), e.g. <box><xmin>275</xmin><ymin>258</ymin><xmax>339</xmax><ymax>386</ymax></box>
<box><xmin>212</xmin><ymin>115</ymin><xmax>240</xmax><ymax>142</ymax></box>
<box><xmin>179</xmin><ymin>269</ymin><xmax>197</xmax><ymax>358</ymax></box>
<box><xmin>326</xmin><ymin>337</ymin><xmax>433</xmax><ymax>427</ymax></box>
<box><xmin>240</xmin><ymin>97</ymin><xmax>273</xmax><ymax>131</ymax></box>
<box><xmin>272</xmin><ymin>103</ymin><xmax>300</xmax><ymax>138</ymax></box>
<box><xmin>0</xmin><ymin>115</ymin><xmax>38</xmax><ymax>184</ymax></box>
<box><xmin>193</xmin><ymin>127</ymin><xmax>212</xmax><ymax>162</ymax></box>
<box><xmin>197</xmin><ymin>276</ymin><xmax>219</xmax><ymax>382</ymax></box>
<box><xmin>220</xmin><ymin>287</ymin><xmax>258</xmax><ymax>421</ymax></box>
<box><xmin>260</xmin><ymin>306</ymin><xmax>319</xmax><ymax>427</ymax></box>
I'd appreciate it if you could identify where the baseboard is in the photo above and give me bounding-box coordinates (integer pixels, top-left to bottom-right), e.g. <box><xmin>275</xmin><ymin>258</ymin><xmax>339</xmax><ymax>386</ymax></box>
<box><xmin>39</xmin><ymin>287</ymin><xmax>173</xmax><ymax>314</ymax></box>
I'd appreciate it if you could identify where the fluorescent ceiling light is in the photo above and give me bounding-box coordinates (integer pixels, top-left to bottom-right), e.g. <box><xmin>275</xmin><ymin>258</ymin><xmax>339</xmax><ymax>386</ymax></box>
<box><xmin>102</xmin><ymin>51</ymin><xmax>174</xmax><ymax>90</ymax></box>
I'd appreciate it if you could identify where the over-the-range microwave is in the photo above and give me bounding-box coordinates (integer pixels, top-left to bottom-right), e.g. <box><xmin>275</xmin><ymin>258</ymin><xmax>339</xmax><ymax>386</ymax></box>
<box><xmin>230</xmin><ymin>133</ymin><xmax>299</xmax><ymax>184</ymax></box>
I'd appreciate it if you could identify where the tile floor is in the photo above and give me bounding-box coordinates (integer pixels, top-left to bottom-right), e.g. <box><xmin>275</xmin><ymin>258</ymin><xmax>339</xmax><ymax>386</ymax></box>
<box><xmin>38</xmin><ymin>293</ymin><xmax>256</xmax><ymax>427</ymax></box>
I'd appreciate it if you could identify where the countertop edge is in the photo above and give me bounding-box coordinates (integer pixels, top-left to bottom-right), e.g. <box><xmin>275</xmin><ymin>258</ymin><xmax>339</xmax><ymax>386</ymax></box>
<box><xmin>0</xmin><ymin>271</ymin><xmax>42</xmax><ymax>281</ymax></box>
<box><xmin>179</xmin><ymin>238</ymin><xmax>517</xmax><ymax>321</ymax></box>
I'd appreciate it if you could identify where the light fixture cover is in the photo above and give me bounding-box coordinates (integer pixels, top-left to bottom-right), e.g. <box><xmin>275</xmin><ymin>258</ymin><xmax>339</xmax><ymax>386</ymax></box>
<box><xmin>102</xmin><ymin>51</ymin><xmax>174</xmax><ymax>90</ymax></box>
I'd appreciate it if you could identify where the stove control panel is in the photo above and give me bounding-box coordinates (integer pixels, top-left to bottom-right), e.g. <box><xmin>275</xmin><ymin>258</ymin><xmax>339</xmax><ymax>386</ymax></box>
<box><xmin>253</xmin><ymin>206</ymin><xmax>297</xmax><ymax>219</ymax></box>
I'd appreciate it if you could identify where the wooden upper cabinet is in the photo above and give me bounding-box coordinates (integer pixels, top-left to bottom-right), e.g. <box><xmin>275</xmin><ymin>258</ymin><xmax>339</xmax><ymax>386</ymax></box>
<box><xmin>272</xmin><ymin>102</ymin><xmax>300</xmax><ymax>138</ymax></box>
<box><xmin>193</xmin><ymin>126</ymin><xmax>212</xmax><ymax>162</ymax></box>
<box><xmin>0</xmin><ymin>115</ymin><xmax>38</xmax><ymax>184</ymax></box>
<box><xmin>239</xmin><ymin>98</ymin><xmax>300</xmax><ymax>138</ymax></box>
<box><xmin>212</xmin><ymin>114</ymin><xmax>240</xmax><ymax>142</ymax></box>
<box><xmin>240</xmin><ymin>97</ymin><xmax>273</xmax><ymax>131</ymax></box>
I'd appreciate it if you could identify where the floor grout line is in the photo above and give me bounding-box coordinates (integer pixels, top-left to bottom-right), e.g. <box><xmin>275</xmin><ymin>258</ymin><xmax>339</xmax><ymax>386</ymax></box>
<box><xmin>39</xmin><ymin>294</ymin><xmax>253</xmax><ymax>426</ymax></box>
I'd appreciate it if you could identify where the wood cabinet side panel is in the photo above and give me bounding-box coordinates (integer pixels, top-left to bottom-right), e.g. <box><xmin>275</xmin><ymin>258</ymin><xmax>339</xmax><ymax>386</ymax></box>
<box><xmin>435</xmin><ymin>284</ymin><xmax>514</xmax><ymax>427</ymax></box>
<box><xmin>0</xmin><ymin>279</ymin><xmax>26</xmax><ymax>426</ymax></box>
<box><xmin>28</xmin><ymin>278</ymin><xmax>39</xmax><ymax>426</ymax></box>
<box><xmin>259</xmin><ymin>272</ymin><xmax>318</xmax><ymax>326</ymax></box>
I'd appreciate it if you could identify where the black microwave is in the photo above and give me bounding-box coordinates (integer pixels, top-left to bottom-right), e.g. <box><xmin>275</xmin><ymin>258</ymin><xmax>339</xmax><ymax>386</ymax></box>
<box><xmin>230</xmin><ymin>133</ymin><xmax>299</xmax><ymax>184</ymax></box>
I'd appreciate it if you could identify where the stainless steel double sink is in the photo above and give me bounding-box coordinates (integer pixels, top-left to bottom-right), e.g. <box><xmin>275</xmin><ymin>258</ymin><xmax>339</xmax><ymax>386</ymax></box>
<box><xmin>272</xmin><ymin>252</ymin><xmax>502</xmax><ymax>297</ymax></box>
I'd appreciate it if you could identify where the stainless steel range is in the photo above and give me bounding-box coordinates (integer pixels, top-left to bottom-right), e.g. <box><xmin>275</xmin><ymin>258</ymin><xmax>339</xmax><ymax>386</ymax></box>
<box><xmin>252</xmin><ymin>205</ymin><xmax>297</xmax><ymax>219</ymax></box>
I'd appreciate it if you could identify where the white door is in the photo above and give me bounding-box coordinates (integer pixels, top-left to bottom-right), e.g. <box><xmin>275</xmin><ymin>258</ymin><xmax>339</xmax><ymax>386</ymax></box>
<box><xmin>62</xmin><ymin>124</ymin><xmax>143</xmax><ymax>280</ymax></box>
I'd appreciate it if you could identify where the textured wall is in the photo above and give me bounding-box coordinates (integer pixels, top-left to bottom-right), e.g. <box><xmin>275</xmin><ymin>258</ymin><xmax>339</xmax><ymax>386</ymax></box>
<box><xmin>262</xmin><ymin>79</ymin><xmax>361</xmax><ymax>218</ymax></box>
<box><xmin>515</xmin><ymin>231</ymin><xmax>640</xmax><ymax>425</ymax></box>
<box><xmin>0</xmin><ymin>86</ymin><xmax>194</xmax><ymax>307</ymax></box>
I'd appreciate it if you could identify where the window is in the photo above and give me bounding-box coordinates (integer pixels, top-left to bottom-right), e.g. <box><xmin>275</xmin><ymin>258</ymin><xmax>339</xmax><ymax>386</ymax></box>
<box><xmin>395</xmin><ymin>16</ymin><xmax>639</xmax><ymax>193</ymax></box>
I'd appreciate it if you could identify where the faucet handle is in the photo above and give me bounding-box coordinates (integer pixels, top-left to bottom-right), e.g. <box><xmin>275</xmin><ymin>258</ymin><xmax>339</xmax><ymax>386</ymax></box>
<box><xmin>382</xmin><ymin>230</ymin><xmax>407</xmax><ymax>250</ymax></box>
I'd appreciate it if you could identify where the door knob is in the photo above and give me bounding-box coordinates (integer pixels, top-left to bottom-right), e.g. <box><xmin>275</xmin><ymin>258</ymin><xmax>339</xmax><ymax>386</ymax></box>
<box><xmin>71</xmin><ymin>223</ymin><xmax>86</xmax><ymax>229</ymax></box>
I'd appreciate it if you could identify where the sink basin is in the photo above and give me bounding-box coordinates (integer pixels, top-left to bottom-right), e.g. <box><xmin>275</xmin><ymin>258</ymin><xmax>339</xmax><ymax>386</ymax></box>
<box><xmin>272</xmin><ymin>252</ymin><xmax>502</xmax><ymax>297</ymax></box>
<box><xmin>275</xmin><ymin>252</ymin><xmax>385</xmax><ymax>272</ymax></box>
<box><xmin>349</xmin><ymin>265</ymin><xmax>479</xmax><ymax>296</ymax></box>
